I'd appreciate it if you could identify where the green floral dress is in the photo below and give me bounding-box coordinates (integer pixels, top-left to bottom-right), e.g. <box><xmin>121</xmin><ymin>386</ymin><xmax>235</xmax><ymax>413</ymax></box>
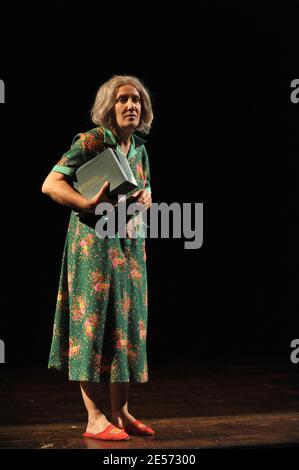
<box><xmin>48</xmin><ymin>126</ymin><xmax>151</xmax><ymax>383</ymax></box>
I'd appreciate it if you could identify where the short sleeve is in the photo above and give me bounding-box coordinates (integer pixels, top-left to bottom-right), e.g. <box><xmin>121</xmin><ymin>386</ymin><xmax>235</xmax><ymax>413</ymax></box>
<box><xmin>51</xmin><ymin>129</ymin><xmax>104</xmax><ymax>181</ymax></box>
<box><xmin>51</xmin><ymin>134</ymin><xmax>86</xmax><ymax>181</ymax></box>
<box><xmin>142</xmin><ymin>145</ymin><xmax>151</xmax><ymax>193</ymax></box>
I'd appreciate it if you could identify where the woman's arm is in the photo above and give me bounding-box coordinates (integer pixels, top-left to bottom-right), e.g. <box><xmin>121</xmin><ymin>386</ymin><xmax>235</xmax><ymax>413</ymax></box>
<box><xmin>41</xmin><ymin>171</ymin><xmax>111</xmax><ymax>213</ymax></box>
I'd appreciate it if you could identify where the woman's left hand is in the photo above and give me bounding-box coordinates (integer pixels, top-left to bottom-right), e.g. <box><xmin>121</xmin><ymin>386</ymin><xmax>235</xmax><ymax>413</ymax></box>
<box><xmin>129</xmin><ymin>189</ymin><xmax>152</xmax><ymax>210</ymax></box>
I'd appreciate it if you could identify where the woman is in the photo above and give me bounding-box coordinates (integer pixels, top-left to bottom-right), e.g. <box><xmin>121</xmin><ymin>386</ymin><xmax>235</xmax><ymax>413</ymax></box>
<box><xmin>42</xmin><ymin>75</ymin><xmax>154</xmax><ymax>441</ymax></box>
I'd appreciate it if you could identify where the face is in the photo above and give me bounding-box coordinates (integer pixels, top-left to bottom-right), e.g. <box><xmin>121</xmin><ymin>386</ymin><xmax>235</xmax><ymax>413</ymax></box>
<box><xmin>113</xmin><ymin>84</ymin><xmax>142</xmax><ymax>132</ymax></box>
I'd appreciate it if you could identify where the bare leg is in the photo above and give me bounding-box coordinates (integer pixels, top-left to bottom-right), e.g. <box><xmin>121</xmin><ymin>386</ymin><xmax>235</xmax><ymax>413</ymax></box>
<box><xmin>80</xmin><ymin>382</ymin><xmax>110</xmax><ymax>434</ymax></box>
<box><xmin>110</xmin><ymin>382</ymin><xmax>136</xmax><ymax>428</ymax></box>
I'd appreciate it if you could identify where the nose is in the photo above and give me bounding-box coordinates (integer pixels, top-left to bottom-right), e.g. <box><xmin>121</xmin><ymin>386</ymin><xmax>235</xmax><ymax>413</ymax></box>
<box><xmin>127</xmin><ymin>98</ymin><xmax>135</xmax><ymax>110</ymax></box>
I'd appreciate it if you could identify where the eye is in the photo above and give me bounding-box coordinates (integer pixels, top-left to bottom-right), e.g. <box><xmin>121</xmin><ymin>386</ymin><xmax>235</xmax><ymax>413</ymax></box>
<box><xmin>133</xmin><ymin>96</ymin><xmax>140</xmax><ymax>103</ymax></box>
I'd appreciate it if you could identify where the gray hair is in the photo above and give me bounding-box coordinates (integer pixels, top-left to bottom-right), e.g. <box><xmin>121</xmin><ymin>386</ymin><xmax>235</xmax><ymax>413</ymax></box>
<box><xmin>90</xmin><ymin>75</ymin><xmax>153</xmax><ymax>134</ymax></box>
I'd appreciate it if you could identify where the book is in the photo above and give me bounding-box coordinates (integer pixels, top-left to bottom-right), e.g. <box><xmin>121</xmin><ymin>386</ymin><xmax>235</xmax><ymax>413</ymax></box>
<box><xmin>73</xmin><ymin>147</ymin><xmax>138</xmax><ymax>200</ymax></box>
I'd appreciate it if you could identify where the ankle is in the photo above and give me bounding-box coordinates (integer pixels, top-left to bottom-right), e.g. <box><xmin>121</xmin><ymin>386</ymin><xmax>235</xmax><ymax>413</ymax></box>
<box><xmin>111</xmin><ymin>409</ymin><xmax>134</xmax><ymax>424</ymax></box>
<box><xmin>88</xmin><ymin>410</ymin><xmax>106</xmax><ymax>424</ymax></box>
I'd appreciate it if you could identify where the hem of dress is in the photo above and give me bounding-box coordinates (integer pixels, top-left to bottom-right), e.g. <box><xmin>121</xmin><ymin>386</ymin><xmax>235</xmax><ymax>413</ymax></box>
<box><xmin>48</xmin><ymin>364</ymin><xmax>149</xmax><ymax>383</ymax></box>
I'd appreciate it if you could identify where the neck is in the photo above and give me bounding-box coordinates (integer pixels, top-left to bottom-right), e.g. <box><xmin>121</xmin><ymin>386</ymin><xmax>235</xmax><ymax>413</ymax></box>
<box><xmin>112</xmin><ymin>126</ymin><xmax>133</xmax><ymax>146</ymax></box>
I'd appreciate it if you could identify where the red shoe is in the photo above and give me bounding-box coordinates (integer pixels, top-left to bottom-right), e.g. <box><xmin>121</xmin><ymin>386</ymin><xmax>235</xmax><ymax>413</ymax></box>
<box><xmin>83</xmin><ymin>423</ymin><xmax>131</xmax><ymax>441</ymax></box>
<box><xmin>124</xmin><ymin>420</ymin><xmax>155</xmax><ymax>436</ymax></box>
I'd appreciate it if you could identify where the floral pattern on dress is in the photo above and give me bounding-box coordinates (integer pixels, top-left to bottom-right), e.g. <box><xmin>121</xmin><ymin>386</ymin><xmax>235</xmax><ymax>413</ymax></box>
<box><xmin>48</xmin><ymin>126</ymin><xmax>151</xmax><ymax>382</ymax></box>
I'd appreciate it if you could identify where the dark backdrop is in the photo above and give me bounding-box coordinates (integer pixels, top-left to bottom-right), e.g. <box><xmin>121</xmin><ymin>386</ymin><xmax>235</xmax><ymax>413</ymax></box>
<box><xmin>0</xmin><ymin>6</ymin><xmax>298</xmax><ymax>368</ymax></box>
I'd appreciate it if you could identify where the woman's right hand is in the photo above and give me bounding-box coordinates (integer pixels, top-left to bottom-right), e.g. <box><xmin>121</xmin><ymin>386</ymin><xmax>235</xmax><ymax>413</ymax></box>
<box><xmin>85</xmin><ymin>181</ymin><xmax>116</xmax><ymax>213</ymax></box>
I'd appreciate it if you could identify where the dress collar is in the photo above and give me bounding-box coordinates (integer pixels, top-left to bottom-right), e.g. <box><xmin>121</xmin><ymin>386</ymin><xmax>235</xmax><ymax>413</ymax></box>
<box><xmin>102</xmin><ymin>126</ymin><xmax>146</xmax><ymax>148</ymax></box>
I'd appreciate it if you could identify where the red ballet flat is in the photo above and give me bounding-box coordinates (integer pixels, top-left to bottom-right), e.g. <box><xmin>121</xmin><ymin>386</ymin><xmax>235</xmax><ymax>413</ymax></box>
<box><xmin>83</xmin><ymin>423</ymin><xmax>131</xmax><ymax>441</ymax></box>
<box><xmin>124</xmin><ymin>419</ymin><xmax>155</xmax><ymax>436</ymax></box>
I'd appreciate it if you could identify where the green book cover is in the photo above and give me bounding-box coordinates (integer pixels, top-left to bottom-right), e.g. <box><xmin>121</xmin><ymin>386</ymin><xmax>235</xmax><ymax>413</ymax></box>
<box><xmin>73</xmin><ymin>147</ymin><xmax>138</xmax><ymax>200</ymax></box>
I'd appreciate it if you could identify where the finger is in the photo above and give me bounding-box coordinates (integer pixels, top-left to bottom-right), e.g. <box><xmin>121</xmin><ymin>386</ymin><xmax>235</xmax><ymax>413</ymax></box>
<box><xmin>141</xmin><ymin>196</ymin><xmax>151</xmax><ymax>205</ymax></box>
<box><xmin>102</xmin><ymin>181</ymin><xmax>111</xmax><ymax>194</ymax></box>
<box><xmin>102</xmin><ymin>182</ymin><xmax>115</xmax><ymax>203</ymax></box>
<box><xmin>132</xmin><ymin>192</ymin><xmax>143</xmax><ymax>200</ymax></box>
<box><xmin>95</xmin><ymin>181</ymin><xmax>110</xmax><ymax>198</ymax></box>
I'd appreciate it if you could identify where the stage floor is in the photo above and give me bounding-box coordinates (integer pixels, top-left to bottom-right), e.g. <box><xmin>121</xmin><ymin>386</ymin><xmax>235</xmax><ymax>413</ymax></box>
<box><xmin>0</xmin><ymin>360</ymin><xmax>298</xmax><ymax>449</ymax></box>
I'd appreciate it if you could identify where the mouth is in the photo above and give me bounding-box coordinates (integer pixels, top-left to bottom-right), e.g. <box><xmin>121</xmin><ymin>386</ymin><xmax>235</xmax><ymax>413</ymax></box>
<box><xmin>124</xmin><ymin>114</ymin><xmax>137</xmax><ymax>118</ymax></box>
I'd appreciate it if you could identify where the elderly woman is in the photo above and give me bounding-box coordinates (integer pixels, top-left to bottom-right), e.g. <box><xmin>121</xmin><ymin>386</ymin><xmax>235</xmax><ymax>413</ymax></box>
<box><xmin>42</xmin><ymin>75</ymin><xmax>154</xmax><ymax>441</ymax></box>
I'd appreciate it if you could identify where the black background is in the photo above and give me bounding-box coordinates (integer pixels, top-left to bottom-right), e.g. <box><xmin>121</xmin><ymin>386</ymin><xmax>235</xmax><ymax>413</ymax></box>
<box><xmin>0</xmin><ymin>5</ymin><xmax>298</xmax><ymax>369</ymax></box>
